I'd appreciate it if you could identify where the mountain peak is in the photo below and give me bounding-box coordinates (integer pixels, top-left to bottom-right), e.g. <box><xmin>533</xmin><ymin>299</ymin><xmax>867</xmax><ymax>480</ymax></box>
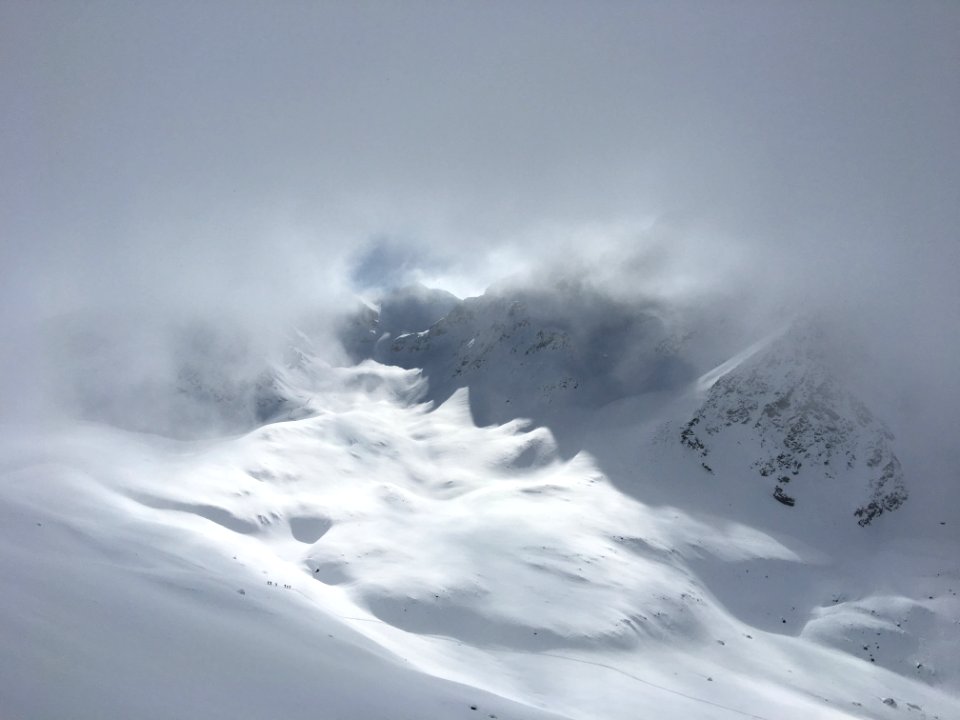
<box><xmin>681</xmin><ymin>320</ymin><xmax>907</xmax><ymax>525</ymax></box>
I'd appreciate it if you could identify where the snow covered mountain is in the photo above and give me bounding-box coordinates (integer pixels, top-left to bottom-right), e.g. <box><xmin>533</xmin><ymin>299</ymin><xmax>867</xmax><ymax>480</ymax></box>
<box><xmin>344</xmin><ymin>280</ymin><xmax>745</xmax><ymax>431</ymax></box>
<box><xmin>680</xmin><ymin>322</ymin><xmax>908</xmax><ymax>526</ymax></box>
<box><xmin>348</xmin><ymin>283</ymin><xmax>910</xmax><ymax>527</ymax></box>
<box><xmin>1</xmin><ymin>283</ymin><xmax>957</xmax><ymax>720</ymax></box>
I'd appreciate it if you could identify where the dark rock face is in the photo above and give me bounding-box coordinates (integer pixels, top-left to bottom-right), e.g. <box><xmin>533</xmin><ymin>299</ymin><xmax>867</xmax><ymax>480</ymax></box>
<box><xmin>773</xmin><ymin>485</ymin><xmax>796</xmax><ymax>506</ymax></box>
<box><xmin>680</xmin><ymin>325</ymin><xmax>907</xmax><ymax>525</ymax></box>
<box><xmin>854</xmin><ymin>457</ymin><xmax>907</xmax><ymax>526</ymax></box>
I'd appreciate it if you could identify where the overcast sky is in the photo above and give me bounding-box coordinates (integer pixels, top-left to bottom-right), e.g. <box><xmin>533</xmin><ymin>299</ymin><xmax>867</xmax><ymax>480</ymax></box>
<box><xmin>2</xmin><ymin>0</ymin><xmax>958</xmax><ymax>410</ymax></box>
<box><xmin>2</xmin><ymin>1</ymin><xmax>957</xmax><ymax>308</ymax></box>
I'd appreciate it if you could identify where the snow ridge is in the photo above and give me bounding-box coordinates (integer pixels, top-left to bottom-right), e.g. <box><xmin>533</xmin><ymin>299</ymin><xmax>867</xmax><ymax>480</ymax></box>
<box><xmin>680</xmin><ymin>322</ymin><xmax>907</xmax><ymax>524</ymax></box>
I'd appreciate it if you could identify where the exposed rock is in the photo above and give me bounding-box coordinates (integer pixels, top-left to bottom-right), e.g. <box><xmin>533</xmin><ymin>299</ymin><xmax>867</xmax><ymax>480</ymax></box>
<box><xmin>680</xmin><ymin>322</ymin><xmax>907</xmax><ymax>525</ymax></box>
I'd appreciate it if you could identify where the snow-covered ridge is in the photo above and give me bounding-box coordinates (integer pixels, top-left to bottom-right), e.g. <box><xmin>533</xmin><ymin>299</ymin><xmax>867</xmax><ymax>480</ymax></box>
<box><xmin>345</xmin><ymin>285</ymin><xmax>909</xmax><ymax>526</ymax></box>
<box><xmin>680</xmin><ymin>322</ymin><xmax>907</xmax><ymax>525</ymax></box>
<box><xmin>3</xmin><ymin>316</ymin><xmax>958</xmax><ymax>719</ymax></box>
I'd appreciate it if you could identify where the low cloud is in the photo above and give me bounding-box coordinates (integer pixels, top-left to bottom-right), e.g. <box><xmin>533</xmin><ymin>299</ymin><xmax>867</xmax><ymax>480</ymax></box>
<box><xmin>1</xmin><ymin>2</ymin><xmax>956</xmax><ymax>442</ymax></box>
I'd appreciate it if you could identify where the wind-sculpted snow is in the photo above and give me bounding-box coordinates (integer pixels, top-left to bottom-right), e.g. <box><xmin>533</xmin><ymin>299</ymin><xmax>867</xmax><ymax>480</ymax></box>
<box><xmin>2</xmin><ymin>295</ymin><xmax>956</xmax><ymax>720</ymax></box>
<box><xmin>345</xmin><ymin>285</ymin><xmax>909</xmax><ymax>528</ymax></box>
<box><xmin>2</xmin><ymin>355</ymin><xmax>958</xmax><ymax>720</ymax></box>
<box><xmin>236</xmin><ymin>386</ymin><xmax>799</xmax><ymax>650</ymax></box>
<box><xmin>680</xmin><ymin>324</ymin><xmax>907</xmax><ymax>525</ymax></box>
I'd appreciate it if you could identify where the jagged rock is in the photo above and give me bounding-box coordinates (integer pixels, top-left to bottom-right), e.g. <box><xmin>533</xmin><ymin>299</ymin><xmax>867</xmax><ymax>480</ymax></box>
<box><xmin>773</xmin><ymin>485</ymin><xmax>796</xmax><ymax>507</ymax></box>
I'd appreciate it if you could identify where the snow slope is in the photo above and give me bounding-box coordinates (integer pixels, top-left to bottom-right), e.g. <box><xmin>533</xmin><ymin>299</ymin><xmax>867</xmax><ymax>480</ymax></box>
<box><xmin>2</xmin><ymin>347</ymin><xmax>958</xmax><ymax>719</ymax></box>
<box><xmin>679</xmin><ymin>320</ymin><xmax>907</xmax><ymax>525</ymax></box>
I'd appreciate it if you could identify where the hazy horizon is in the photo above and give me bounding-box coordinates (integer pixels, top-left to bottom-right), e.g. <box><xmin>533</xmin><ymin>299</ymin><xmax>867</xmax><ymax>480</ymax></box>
<box><xmin>2</xmin><ymin>1</ymin><xmax>958</xmax><ymax>443</ymax></box>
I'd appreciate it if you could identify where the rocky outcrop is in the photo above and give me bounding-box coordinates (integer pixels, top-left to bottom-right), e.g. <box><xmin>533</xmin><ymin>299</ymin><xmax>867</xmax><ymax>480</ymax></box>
<box><xmin>681</xmin><ymin>324</ymin><xmax>907</xmax><ymax>525</ymax></box>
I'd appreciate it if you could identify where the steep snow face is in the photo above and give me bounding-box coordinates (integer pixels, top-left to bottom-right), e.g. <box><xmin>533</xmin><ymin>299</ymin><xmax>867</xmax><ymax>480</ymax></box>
<box><xmin>679</xmin><ymin>323</ymin><xmax>907</xmax><ymax>525</ymax></box>
<box><xmin>224</xmin><ymin>385</ymin><xmax>784</xmax><ymax>652</ymax></box>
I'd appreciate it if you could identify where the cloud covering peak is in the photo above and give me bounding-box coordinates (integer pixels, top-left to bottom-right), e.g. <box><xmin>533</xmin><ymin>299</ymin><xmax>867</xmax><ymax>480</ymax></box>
<box><xmin>1</xmin><ymin>1</ymin><xmax>958</xmax><ymax>436</ymax></box>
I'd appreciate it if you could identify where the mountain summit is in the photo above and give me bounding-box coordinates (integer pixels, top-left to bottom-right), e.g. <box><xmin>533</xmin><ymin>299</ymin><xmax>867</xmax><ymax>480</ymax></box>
<box><xmin>681</xmin><ymin>322</ymin><xmax>907</xmax><ymax>525</ymax></box>
<box><xmin>344</xmin><ymin>285</ymin><xmax>908</xmax><ymax>527</ymax></box>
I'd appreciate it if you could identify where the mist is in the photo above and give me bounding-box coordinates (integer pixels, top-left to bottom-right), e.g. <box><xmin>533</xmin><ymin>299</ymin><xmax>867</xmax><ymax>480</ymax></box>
<box><xmin>1</xmin><ymin>1</ymin><xmax>958</xmax><ymax>442</ymax></box>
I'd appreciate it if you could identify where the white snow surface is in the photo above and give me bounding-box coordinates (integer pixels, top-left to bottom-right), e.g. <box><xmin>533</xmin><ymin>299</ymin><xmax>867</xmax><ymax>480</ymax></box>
<box><xmin>2</xmin><ymin>354</ymin><xmax>958</xmax><ymax>719</ymax></box>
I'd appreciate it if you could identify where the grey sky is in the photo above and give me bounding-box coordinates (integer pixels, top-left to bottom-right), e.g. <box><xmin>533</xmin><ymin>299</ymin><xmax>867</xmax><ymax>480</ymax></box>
<box><xmin>2</xmin><ymin>0</ymin><xmax>958</xmax><ymax>410</ymax></box>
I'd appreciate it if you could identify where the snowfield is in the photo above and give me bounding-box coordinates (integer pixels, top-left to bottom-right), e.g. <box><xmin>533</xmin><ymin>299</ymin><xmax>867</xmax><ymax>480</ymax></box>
<box><xmin>2</xmin><ymin>337</ymin><xmax>958</xmax><ymax>719</ymax></box>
